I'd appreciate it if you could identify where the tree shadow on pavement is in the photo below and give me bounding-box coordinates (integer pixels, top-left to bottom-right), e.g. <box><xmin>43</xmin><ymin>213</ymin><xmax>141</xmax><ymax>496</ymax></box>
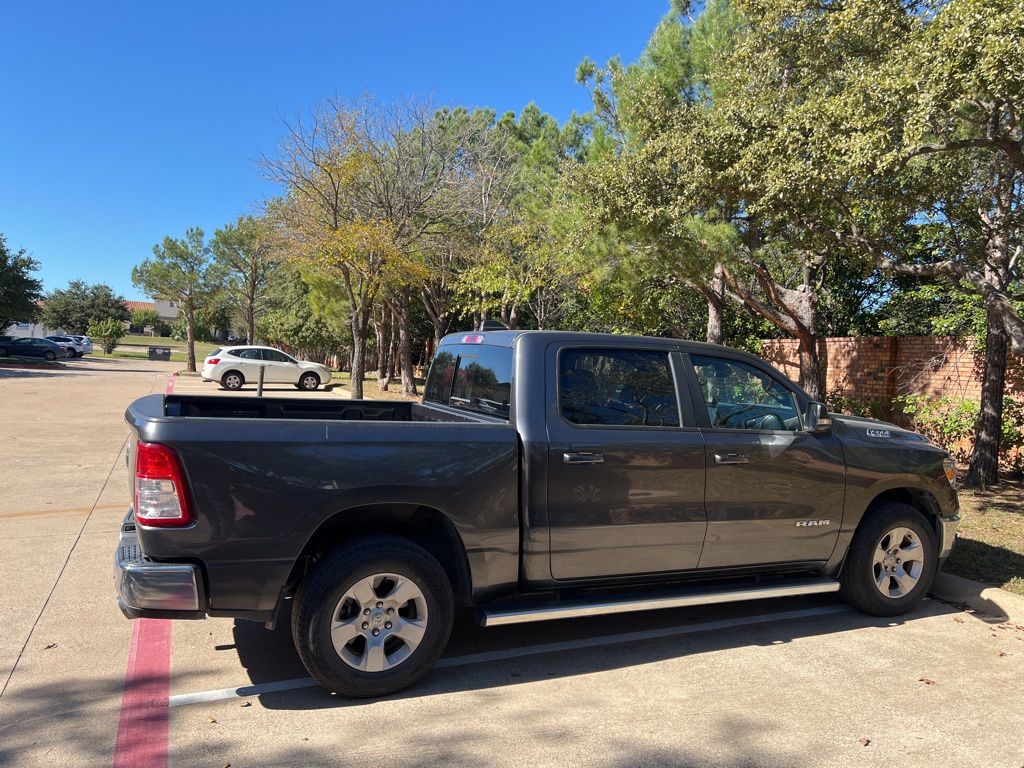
<box><xmin>230</xmin><ymin>596</ymin><xmax>959</xmax><ymax>712</ymax></box>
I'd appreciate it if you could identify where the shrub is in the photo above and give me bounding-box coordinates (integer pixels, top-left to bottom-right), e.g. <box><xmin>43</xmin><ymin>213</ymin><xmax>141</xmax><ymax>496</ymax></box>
<box><xmin>87</xmin><ymin>318</ymin><xmax>125</xmax><ymax>355</ymax></box>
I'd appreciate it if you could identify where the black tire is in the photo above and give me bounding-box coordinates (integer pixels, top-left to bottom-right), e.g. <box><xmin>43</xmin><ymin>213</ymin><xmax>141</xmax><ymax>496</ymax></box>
<box><xmin>44</xmin><ymin>351</ymin><xmax>56</xmax><ymax>361</ymax></box>
<box><xmin>221</xmin><ymin>370</ymin><xmax>244</xmax><ymax>390</ymax></box>
<box><xmin>0</xmin><ymin>347</ymin><xmax>8</xmax><ymax>357</ymax></box>
<box><xmin>299</xmin><ymin>372</ymin><xmax>320</xmax><ymax>391</ymax></box>
<box><xmin>291</xmin><ymin>535</ymin><xmax>454</xmax><ymax>698</ymax></box>
<box><xmin>840</xmin><ymin>501</ymin><xmax>937</xmax><ymax>617</ymax></box>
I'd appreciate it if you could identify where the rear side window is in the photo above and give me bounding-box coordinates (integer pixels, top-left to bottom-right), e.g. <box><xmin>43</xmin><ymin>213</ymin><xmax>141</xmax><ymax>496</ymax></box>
<box><xmin>560</xmin><ymin>348</ymin><xmax>680</xmax><ymax>427</ymax></box>
<box><xmin>424</xmin><ymin>344</ymin><xmax>513</xmax><ymax>420</ymax></box>
<box><xmin>229</xmin><ymin>348</ymin><xmax>261</xmax><ymax>360</ymax></box>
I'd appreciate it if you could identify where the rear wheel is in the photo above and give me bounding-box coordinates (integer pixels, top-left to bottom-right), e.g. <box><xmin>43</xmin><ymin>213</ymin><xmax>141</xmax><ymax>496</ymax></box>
<box><xmin>299</xmin><ymin>372</ymin><xmax>320</xmax><ymax>391</ymax></box>
<box><xmin>221</xmin><ymin>371</ymin><xmax>244</xmax><ymax>390</ymax></box>
<box><xmin>291</xmin><ymin>535</ymin><xmax>454</xmax><ymax>698</ymax></box>
<box><xmin>840</xmin><ymin>501</ymin><xmax>937</xmax><ymax>616</ymax></box>
<box><xmin>0</xmin><ymin>347</ymin><xmax>8</xmax><ymax>357</ymax></box>
<box><xmin>44</xmin><ymin>351</ymin><xmax>56</xmax><ymax>361</ymax></box>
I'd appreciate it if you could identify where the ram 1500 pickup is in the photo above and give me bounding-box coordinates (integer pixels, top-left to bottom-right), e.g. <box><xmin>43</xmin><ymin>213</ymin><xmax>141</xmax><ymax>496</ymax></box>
<box><xmin>115</xmin><ymin>330</ymin><xmax>959</xmax><ymax>697</ymax></box>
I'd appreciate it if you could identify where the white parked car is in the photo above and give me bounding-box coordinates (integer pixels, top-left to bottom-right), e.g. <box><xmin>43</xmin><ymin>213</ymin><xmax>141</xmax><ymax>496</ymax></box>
<box><xmin>45</xmin><ymin>335</ymin><xmax>86</xmax><ymax>357</ymax></box>
<box><xmin>70</xmin><ymin>335</ymin><xmax>93</xmax><ymax>354</ymax></box>
<box><xmin>201</xmin><ymin>346</ymin><xmax>332</xmax><ymax>391</ymax></box>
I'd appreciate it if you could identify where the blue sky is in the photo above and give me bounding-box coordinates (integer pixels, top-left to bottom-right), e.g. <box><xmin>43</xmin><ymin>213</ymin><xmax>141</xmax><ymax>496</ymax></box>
<box><xmin>1</xmin><ymin>2</ymin><xmax>665</xmax><ymax>301</ymax></box>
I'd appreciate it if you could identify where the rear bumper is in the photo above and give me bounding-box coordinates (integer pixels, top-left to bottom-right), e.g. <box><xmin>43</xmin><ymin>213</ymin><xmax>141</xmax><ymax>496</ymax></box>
<box><xmin>939</xmin><ymin>515</ymin><xmax>959</xmax><ymax>560</ymax></box>
<box><xmin>115</xmin><ymin>516</ymin><xmax>206</xmax><ymax>620</ymax></box>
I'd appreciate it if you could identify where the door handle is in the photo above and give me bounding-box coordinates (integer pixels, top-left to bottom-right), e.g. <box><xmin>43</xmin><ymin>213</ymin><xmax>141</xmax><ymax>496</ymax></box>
<box><xmin>714</xmin><ymin>453</ymin><xmax>749</xmax><ymax>465</ymax></box>
<box><xmin>563</xmin><ymin>451</ymin><xmax>605</xmax><ymax>465</ymax></box>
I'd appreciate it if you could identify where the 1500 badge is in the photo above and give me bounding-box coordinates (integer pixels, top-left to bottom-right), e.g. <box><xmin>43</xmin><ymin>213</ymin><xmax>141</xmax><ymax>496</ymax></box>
<box><xmin>866</xmin><ymin>428</ymin><xmax>892</xmax><ymax>439</ymax></box>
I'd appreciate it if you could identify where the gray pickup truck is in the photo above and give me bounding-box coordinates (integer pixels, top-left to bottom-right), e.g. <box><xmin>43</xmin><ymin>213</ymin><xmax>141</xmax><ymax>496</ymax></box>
<box><xmin>116</xmin><ymin>330</ymin><xmax>959</xmax><ymax>697</ymax></box>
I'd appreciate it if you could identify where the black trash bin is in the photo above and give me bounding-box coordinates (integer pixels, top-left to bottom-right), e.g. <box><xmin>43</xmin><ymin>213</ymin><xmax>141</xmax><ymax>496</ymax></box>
<box><xmin>148</xmin><ymin>346</ymin><xmax>172</xmax><ymax>361</ymax></box>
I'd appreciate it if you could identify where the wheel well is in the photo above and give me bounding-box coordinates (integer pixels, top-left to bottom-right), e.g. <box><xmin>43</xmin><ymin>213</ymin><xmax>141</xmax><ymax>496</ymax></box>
<box><xmin>285</xmin><ymin>504</ymin><xmax>472</xmax><ymax>604</ymax></box>
<box><xmin>864</xmin><ymin>488</ymin><xmax>942</xmax><ymax>546</ymax></box>
<box><xmin>221</xmin><ymin>369</ymin><xmax>244</xmax><ymax>382</ymax></box>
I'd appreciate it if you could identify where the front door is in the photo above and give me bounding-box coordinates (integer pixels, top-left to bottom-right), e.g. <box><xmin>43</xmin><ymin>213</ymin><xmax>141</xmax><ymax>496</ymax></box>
<box><xmin>546</xmin><ymin>346</ymin><xmax>707</xmax><ymax>580</ymax></box>
<box><xmin>685</xmin><ymin>354</ymin><xmax>845</xmax><ymax>569</ymax></box>
<box><xmin>260</xmin><ymin>348</ymin><xmax>297</xmax><ymax>383</ymax></box>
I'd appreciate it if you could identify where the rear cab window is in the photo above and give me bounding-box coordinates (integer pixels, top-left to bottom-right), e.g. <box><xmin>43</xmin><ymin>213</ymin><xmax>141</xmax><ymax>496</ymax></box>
<box><xmin>424</xmin><ymin>343</ymin><xmax>513</xmax><ymax>420</ymax></box>
<box><xmin>559</xmin><ymin>348</ymin><xmax>681</xmax><ymax>427</ymax></box>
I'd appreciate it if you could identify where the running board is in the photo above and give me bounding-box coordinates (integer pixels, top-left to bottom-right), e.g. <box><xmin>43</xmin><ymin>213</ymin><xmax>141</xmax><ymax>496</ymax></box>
<box><xmin>478</xmin><ymin>578</ymin><xmax>841</xmax><ymax>627</ymax></box>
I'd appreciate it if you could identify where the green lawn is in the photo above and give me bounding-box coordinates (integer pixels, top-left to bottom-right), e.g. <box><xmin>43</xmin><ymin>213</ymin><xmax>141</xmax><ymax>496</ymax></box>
<box><xmin>945</xmin><ymin>481</ymin><xmax>1024</xmax><ymax>595</ymax></box>
<box><xmin>117</xmin><ymin>335</ymin><xmax>220</xmax><ymax>358</ymax></box>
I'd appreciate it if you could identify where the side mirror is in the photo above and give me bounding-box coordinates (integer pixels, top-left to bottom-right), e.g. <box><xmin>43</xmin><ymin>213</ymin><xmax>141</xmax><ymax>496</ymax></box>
<box><xmin>804</xmin><ymin>401</ymin><xmax>832</xmax><ymax>433</ymax></box>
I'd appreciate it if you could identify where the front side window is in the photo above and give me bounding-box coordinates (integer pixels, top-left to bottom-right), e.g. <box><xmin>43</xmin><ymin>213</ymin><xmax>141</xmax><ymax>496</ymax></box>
<box><xmin>690</xmin><ymin>355</ymin><xmax>800</xmax><ymax>431</ymax></box>
<box><xmin>560</xmin><ymin>348</ymin><xmax>680</xmax><ymax>427</ymax></box>
<box><xmin>262</xmin><ymin>349</ymin><xmax>294</xmax><ymax>363</ymax></box>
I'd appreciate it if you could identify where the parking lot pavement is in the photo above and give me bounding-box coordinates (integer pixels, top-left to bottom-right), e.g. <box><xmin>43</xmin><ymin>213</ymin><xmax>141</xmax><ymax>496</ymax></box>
<box><xmin>1</xmin><ymin>357</ymin><xmax>1022</xmax><ymax>767</ymax></box>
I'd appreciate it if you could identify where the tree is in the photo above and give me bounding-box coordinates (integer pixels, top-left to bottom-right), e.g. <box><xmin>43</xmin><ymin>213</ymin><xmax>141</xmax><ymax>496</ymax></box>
<box><xmin>132</xmin><ymin>228</ymin><xmax>221</xmax><ymax>372</ymax></box>
<box><xmin>88</xmin><ymin>318</ymin><xmax>125</xmax><ymax>354</ymax></box>
<box><xmin>211</xmin><ymin>215</ymin><xmax>277</xmax><ymax>344</ymax></box>
<box><xmin>130</xmin><ymin>307</ymin><xmax>162</xmax><ymax>334</ymax></box>
<box><xmin>0</xmin><ymin>234</ymin><xmax>43</xmax><ymax>329</ymax></box>
<box><xmin>40</xmin><ymin>280</ymin><xmax>129</xmax><ymax>334</ymax></box>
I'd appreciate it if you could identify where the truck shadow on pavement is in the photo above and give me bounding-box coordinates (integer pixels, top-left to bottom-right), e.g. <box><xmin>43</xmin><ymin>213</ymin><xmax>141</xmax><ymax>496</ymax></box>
<box><xmin>230</xmin><ymin>596</ymin><xmax>960</xmax><ymax>712</ymax></box>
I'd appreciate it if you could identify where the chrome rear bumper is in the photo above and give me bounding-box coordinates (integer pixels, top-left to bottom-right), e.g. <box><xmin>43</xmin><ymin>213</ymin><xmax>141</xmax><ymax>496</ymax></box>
<box><xmin>114</xmin><ymin>515</ymin><xmax>205</xmax><ymax>619</ymax></box>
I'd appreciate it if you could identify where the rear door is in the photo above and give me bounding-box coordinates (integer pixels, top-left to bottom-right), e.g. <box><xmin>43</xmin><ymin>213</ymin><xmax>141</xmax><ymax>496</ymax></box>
<box><xmin>226</xmin><ymin>348</ymin><xmax>262</xmax><ymax>381</ymax></box>
<box><xmin>545</xmin><ymin>345</ymin><xmax>707</xmax><ymax>580</ymax></box>
<box><xmin>683</xmin><ymin>353</ymin><xmax>845</xmax><ymax>568</ymax></box>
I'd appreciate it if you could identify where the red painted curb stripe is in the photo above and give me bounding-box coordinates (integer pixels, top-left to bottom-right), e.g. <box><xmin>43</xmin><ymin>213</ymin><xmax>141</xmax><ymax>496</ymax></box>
<box><xmin>165</xmin><ymin>373</ymin><xmax>177</xmax><ymax>394</ymax></box>
<box><xmin>113</xmin><ymin>619</ymin><xmax>172</xmax><ymax>768</ymax></box>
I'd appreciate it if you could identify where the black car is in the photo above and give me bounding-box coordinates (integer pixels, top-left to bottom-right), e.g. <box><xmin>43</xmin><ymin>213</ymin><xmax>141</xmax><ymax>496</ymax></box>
<box><xmin>0</xmin><ymin>336</ymin><xmax>67</xmax><ymax>361</ymax></box>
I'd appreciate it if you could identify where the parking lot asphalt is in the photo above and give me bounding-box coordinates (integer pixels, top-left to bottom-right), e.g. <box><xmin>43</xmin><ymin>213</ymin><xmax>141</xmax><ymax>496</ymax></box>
<box><xmin>0</xmin><ymin>357</ymin><xmax>1022</xmax><ymax>767</ymax></box>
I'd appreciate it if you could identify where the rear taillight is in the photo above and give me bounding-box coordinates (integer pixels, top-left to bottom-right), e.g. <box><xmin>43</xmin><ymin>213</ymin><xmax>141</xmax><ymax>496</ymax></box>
<box><xmin>134</xmin><ymin>441</ymin><xmax>193</xmax><ymax>527</ymax></box>
<box><xmin>206</xmin><ymin>357</ymin><xmax>220</xmax><ymax>365</ymax></box>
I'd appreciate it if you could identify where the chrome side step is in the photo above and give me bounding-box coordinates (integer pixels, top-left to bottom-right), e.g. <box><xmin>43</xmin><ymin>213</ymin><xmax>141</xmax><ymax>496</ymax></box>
<box><xmin>479</xmin><ymin>578</ymin><xmax>841</xmax><ymax>627</ymax></box>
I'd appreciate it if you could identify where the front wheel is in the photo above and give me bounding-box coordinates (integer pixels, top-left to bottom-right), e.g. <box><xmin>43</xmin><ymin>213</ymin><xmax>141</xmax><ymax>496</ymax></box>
<box><xmin>291</xmin><ymin>535</ymin><xmax>454</xmax><ymax>698</ymax></box>
<box><xmin>44</xmin><ymin>351</ymin><xmax>56</xmax><ymax>361</ymax></box>
<box><xmin>840</xmin><ymin>501</ymin><xmax>937</xmax><ymax>616</ymax></box>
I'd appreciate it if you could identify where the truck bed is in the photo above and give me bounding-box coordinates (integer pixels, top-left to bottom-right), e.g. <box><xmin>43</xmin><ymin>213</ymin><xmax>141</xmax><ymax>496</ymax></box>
<box><xmin>163</xmin><ymin>394</ymin><xmax>491</xmax><ymax>423</ymax></box>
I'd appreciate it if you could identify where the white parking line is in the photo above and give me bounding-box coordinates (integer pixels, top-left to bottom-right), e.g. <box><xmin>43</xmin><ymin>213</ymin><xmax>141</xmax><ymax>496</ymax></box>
<box><xmin>168</xmin><ymin>604</ymin><xmax>852</xmax><ymax>708</ymax></box>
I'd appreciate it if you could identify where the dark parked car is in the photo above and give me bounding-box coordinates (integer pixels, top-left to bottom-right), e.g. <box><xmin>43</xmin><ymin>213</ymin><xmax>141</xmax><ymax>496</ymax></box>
<box><xmin>115</xmin><ymin>330</ymin><xmax>959</xmax><ymax>698</ymax></box>
<box><xmin>0</xmin><ymin>336</ymin><xmax>67</xmax><ymax>361</ymax></box>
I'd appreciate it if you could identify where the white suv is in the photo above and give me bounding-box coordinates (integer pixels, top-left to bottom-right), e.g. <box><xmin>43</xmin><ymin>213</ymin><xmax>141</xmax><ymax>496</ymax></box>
<box><xmin>201</xmin><ymin>346</ymin><xmax>332</xmax><ymax>391</ymax></box>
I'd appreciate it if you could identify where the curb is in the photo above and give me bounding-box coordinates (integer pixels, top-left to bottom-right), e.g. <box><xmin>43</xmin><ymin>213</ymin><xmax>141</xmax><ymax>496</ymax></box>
<box><xmin>931</xmin><ymin>571</ymin><xmax>1024</xmax><ymax>622</ymax></box>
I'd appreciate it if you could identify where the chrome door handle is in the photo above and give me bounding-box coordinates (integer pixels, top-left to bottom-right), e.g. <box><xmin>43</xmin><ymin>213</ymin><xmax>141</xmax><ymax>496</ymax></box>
<box><xmin>563</xmin><ymin>452</ymin><xmax>605</xmax><ymax>465</ymax></box>
<box><xmin>714</xmin><ymin>453</ymin><xmax>749</xmax><ymax>465</ymax></box>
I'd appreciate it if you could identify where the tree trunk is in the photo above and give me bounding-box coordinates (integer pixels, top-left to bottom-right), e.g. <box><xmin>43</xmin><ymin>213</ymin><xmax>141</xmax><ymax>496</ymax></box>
<box><xmin>965</xmin><ymin>305</ymin><xmax>1007</xmax><ymax>488</ymax></box>
<box><xmin>374</xmin><ymin>308</ymin><xmax>389</xmax><ymax>389</ymax></box>
<box><xmin>245</xmin><ymin>301</ymin><xmax>255</xmax><ymax>345</ymax></box>
<box><xmin>706</xmin><ymin>263</ymin><xmax>725</xmax><ymax>344</ymax></box>
<box><xmin>185</xmin><ymin>309</ymin><xmax>196</xmax><ymax>372</ymax></box>
<box><xmin>796</xmin><ymin>331</ymin><xmax>825</xmax><ymax>401</ymax></box>
<box><xmin>393</xmin><ymin>287</ymin><xmax>417</xmax><ymax>396</ymax></box>
<box><xmin>349</xmin><ymin>312</ymin><xmax>370</xmax><ymax>400</ymax></box>
<box><xmin>385</xmin><ymin>316</ymin><xmax>397</xmax><ymax>389</ymax></box>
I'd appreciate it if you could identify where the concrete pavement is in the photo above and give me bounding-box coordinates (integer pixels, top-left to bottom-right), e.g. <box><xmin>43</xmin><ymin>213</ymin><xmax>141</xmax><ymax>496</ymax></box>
<box><xmin>0</xmin><ymin>357</ymin><xmax>1021</xmax><ymax>767</ymax></box>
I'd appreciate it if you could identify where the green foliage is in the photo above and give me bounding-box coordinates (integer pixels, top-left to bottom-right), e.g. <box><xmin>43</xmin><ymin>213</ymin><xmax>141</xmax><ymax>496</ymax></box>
<box><xmin>826</xmin><ymin>392</ymin><xmax>889</xmax><ymax>422</ymax></box>
<box><xmin>0</xmin><ymin>234</ymin><xmax>43</xmax><ymax>329</ymax></box>
<box><xmin>895</xmin><ymin>394</ymin><xmax>1024</xmax><ymax>467</ymax></box>
<box><xmin>40</xmin><ymin>280</ymin><xmax>128</xmax><ymax>334</ymax></box>
<box><xmin>87</xmin><ymin>318</ymin><xmax>126</xmax><ymax>354</ymax></box>
<box><xmin>133</xmin><ymin>228</ymin><xmax>222</xmax><ymax>370</ymax></box>
<box><xmin>130</xmin><ymin>308</ymin><xmax>161</xmax><ymax>333</ymax></box>
<box><xmin>257</xmin><ymin>265</ymin><xmax>350</xmax><ymax>359</ymax></box>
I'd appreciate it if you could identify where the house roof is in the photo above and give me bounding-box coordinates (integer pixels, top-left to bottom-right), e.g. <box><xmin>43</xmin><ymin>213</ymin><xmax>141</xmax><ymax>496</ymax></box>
<box><xmin>123</xmin><ymin>300</ymin><xmax>157</xmax><ymax>312</ymax></box>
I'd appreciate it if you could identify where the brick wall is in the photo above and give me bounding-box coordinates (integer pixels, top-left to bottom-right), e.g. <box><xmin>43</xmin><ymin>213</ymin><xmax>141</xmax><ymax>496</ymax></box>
<box><xmin>760</xmin><ymin>335</ymin><xmax>1024</xmax><ymax>417</ymax></box>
